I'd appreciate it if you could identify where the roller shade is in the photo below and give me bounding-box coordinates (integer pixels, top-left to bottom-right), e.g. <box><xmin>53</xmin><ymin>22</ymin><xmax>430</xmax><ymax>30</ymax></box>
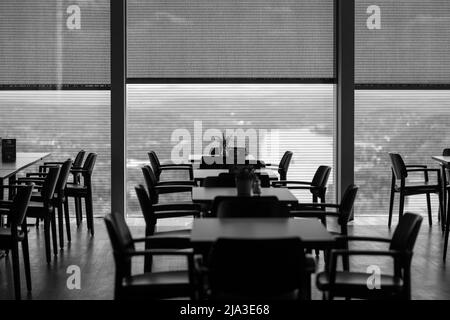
<box><xmin>355</xmin><ymin>0</ymin><xmax>450</xmax><ymax>84</ymax></box>
<box><xmin>127</xmin><ymin>0</ymin><xmax>335</xmax><ymax>78</ymax></box>
<box><xmin>0</xmin><ymin>0</ymin><xmax>110</xmax><ymax>86</ymax></box>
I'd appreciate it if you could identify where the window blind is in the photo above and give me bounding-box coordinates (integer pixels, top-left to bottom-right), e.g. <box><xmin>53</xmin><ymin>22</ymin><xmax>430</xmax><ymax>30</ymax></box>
<box><xmin>127</xmin><ymin>0</ymin><xmax>335</xmax><ymax>78</ymax></box>
<box><xmin>0</xmin><ymin>0</ymin><xmax>110</xmax><ymax>86</ymax></box>
<box><xmin>355</xmin><ymin>0</ymin><xmax>450</xmax><ymax>84</ymax></box>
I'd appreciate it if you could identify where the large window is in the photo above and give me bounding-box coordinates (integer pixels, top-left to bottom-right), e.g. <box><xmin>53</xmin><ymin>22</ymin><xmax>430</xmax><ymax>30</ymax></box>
<box><xmin>127</xmin><ymin>84</ymin><xmax>335</xmax><ymax>215</ymax></box>
<box><xmin>126</xmin><ymin>0</ymin><xmax>336</xmax><ymax>216</ymax></box>
<box><xmin>0</xmin><ymin>1</ymin><xmax>111</xmax><ymax>215</ymax></box>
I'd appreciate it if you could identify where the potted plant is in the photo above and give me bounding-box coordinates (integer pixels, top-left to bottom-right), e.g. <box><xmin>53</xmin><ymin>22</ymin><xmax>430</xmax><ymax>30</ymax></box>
<box><xmin>233</xmin><ymin>166</ymin><xmax>255</xmax><ymax>196</ymax></box>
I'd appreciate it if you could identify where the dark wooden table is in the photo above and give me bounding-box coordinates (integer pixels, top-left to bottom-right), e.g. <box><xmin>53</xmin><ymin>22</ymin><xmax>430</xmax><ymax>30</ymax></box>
<box><xmin>192</xmin><ymin>186</ymin><xmax>298</xmax><ymax>205</ymax></box>
<box><xmin>0</xmin><ymin>152</ymin><xmax>51</xmax><ymax>199</ymax></box>
<box><xmin>191</xmin><ymin>218</ymin><xmax>336</xmax><ymax>251</ymax></box>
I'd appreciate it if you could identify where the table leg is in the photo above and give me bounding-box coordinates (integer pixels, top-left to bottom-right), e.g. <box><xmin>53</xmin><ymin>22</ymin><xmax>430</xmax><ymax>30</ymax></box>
<box><xmin>443</xmin><ymin>166</ymin><xmax>448</xmax><ymax>231</ymax></box>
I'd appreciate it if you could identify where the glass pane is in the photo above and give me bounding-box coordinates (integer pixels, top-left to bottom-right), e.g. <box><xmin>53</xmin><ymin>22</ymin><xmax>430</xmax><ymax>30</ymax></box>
<box><xmin>0</xmin><ymin>91</ymin><xmax>111</xmax><ymax>215</ymax></box>
<box><xmin>355</xmin><ymin>90</ymin><xmax>450</xmax><ymax>215</ymax></box>
<box><xmin>127</xmin><ymin>84</ymin><xmax>335</xmax><ymax>216</ymax></box>
<box><xmin>0</xmin><ymin>0</ymin><xmax>110</xmax><ymax>86</ymax></box>
<box><xmin>355</xmin><ymin>0</ymin><xmax>450</xmax><ymax>84</ymax></box>
<box><xmin>127</xmin><ymin>0</ymin><xmax>335</xmax><ymax>78</ymax></box>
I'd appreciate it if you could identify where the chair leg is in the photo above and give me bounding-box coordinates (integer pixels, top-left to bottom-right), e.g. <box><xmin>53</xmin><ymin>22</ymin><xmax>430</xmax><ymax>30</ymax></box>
<box><xmin>35</xmin><ymin>217</ymin><xmax>40</xmax><ymax>229</ymax></box>
<box><xmin>22</xmin><ymin>232</ymin><xmax>32</xmax><ymax>291</ymax></box>
<box><xmin>444</xmin><ymin>192</ymin><xmax>450</xmax><ymax>261</ymax></box>
<box><xmin>77</xmin><ymin>197</ymin><xmax>83</xmax><ymax>223</ymax></box>
<box><xmin>11</xmin><ymin>242</ymin><xmax>21</xmax><ymax>300</ymax></box>
<box><xmin>439</xmin><ymin>189</ymin><xmax>445</xmax><ymax>233</ymax></box>
<box><xmin>51</xmin><ymin>212</ymin><xmax>58</xmax><ymax>256</ymax></box>
<box><xmin>44</xmin><ymin>217</ymin><xmax>51</xmax><ymax>264</ymax></box>
<box><xmin>426</xmin><ymin>193</ymin><xmax>432</xmax><ymax>226</ymax></box>
<box><xmin>64</xmin><ymin>199</ymin><xmax>71</xmax><ymax>242</ymax></box>
<box><xmin>86</xmin><ymin>191</ymin><xmax>94</xmax><ymax>236</ymax></box>
<box><xmin>388</xmin><ymin>188</ymin><xmax>395</xmax><ymax>228</ymax></box>
<box><xmin>74</xmin><ymin>197</ymin><xmax>81</xmax><ymax>227</ymax></box>
<box><xmin>399</xmin><ymin>192</ymin><xmax>405</xmax><ymax>223</ymax></box>
<box><xmin>58</xmin><ymin>202</ymin><xmax>64</xmax><ymax>249</ymax></box>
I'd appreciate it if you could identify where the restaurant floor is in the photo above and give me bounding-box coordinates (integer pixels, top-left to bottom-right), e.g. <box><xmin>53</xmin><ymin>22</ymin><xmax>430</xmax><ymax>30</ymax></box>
<box><xmin>0</xmin><ymin>216</ymin><xmax>449</xmax><ymax>300</ymax></box>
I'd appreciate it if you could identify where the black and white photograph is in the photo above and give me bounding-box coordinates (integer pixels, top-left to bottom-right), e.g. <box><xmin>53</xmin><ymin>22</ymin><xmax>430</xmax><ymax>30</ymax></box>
<box><xmin>1</xmin><ymin>0</ymin><xmax>450</xmax><ymax>310</ymax></box>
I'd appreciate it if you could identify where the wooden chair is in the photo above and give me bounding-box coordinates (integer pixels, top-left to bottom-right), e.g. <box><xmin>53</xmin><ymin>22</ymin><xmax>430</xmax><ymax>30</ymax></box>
<box><xmin>0</xmin><ymin>185</ymin><xmax>33</xmax><ymax>300</ymax></box>
<box><xmin>201</xmin><ymin>238</ymin><xmax>313</xmax><ymax>300</ymax></box>
<box><xmin>24</xmin><ymin>159</ymin><xmax>73</xmax><ymax>248</ymax></box>
<box><xmin>264</xmin><ymin>151</ymin><xmax>293</xmax><ymax>180</ymax></box>
<box><xmin>316</xmin><ymin>212</ymin><xmax>423</xmax><ymax>300</ymax></box>
<box><xmin>148</xmin><ymin>150</ymin><xmax>193</xmax><ymax>181</ymax></box>
<box><xmin>65</xmin><ymin>153</ymin><xmax>97</xmax><ymax>236</ymax></box>
<box><xmin>19</xmin><ymin>166</ymin><xmax>60</xmax><ymax>263</ymax></box>
<box><xmin>388</xmin><ymin>153</ymin><xmax>444</xmax><ymax>228</ymax></box>
<box><xmin>135</xmin><ymin>184</ymin><xmax>200</xmax><ymax>271</ymax></box>
<box><xmin>104</xmin><ymin>212</ymin><xmax>195</xmax><ymax>300</ymax></box>
<box><xmin>290</xmin><ymin>184</ymin><xmax>358</xmax><ymax>269</ymax></box>
<box><xmin>272</xmin><ymin>165</ymin><xmax>332</xmax><ymax>203</ymax></box>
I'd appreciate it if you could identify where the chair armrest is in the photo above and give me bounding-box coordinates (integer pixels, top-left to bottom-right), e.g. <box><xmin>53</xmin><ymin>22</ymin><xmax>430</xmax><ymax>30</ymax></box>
<box><xmin>331</xmin><ymin>249</ymin><xmax>402</xmax><ymax>258</ymax></box>
<box><xmin>153</xmin><ymin>202</ymin><xmax>202</xmax><ymax>212</ymax></box>
<box><xmin>160</xmin><ymin>164</ymin><xmax>192</xmax><ymax>169</ymax></box>
<box><xmin>272</xmin><ymin>180</ymin><xmax>312</xmax><ymax>186</ymax></box>
<box><xmin>405</xmin><ymin>165</ymin><xmax>427</xmax><ymax>168</ymax></box>
<box><xmin>156</xmin><ymin>180</ymin><xmax>197</xmax><ymax>186</ymax></box>
<box><xmin>155</xmin><ymin>210</ymin><xmax>200</xmax><ymax>219</ymax></box>
<box><xmin>70</xmin><ymin>169</ymin><xmax>88</xmax><ymax>174</ymax></box>
<box><xmin>0</xmin><ymin>185</ymin><xmax>33</xmax><ymax>189</ymax></box>
<box><xmin>26</xmin><ymin>172</ymin><xmax>48</xmax><ymax>177</ymax></box>
<box><xmin>296</xmin><ymin>202</ymin><xmax>340</xmax><ymax>209</ymax></box>
<box><xmin>290</xmin><ymin>210</ymin><xmax>338</xmax><ymax>218</ymax></box>
<box><xmin>132</xmin><ymin>235</ymin><xmax>191</xmax><ymax>248</ymax></box>
<box><xmin>17</xmin><ymin>178</ymin><xmax>45</xmax><ymax>184</ymax></box>
<box><xmin>406</xmin><ymin>168</ymin><xmax>439</xmax><ymax>173</ymax></box>
<box><xmin>154</xmin><ymin>185</ymin><xmax>192</xmax><ymax>194</ymax></box>
<box><xmin>43</xmin><ymin>161</ymin><xmax>64</xmax><ymax>165</ymax></box>
<box><xmin>125</xmin><ymin>248</ymin><xmax>194</xmax><ymax>257</ymax></box>
<box><xmin>337</xmin><ymin>236</ymin><xmax>391</xmax><ymax>243</ymax></box>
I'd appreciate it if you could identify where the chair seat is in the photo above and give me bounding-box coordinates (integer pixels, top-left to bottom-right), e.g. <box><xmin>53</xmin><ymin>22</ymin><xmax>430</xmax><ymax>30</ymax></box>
<box><xmin>26</xmin><ymin>202</ymin><xmax>53</xmax><ymax>218</ymax></box>
<box><xmin>316</xmin><ymin>271</ymin><xmax>403</xmax><ymax>298</ymax></box>
<box><xmin>121</xmin><ymin>270</ymin><xmax>191</xmax><ymax>299</ymax></box>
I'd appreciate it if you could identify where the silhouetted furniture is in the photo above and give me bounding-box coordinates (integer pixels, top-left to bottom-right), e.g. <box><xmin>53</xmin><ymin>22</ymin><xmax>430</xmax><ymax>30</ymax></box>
<box><xmin>27</xmin><ymin>159</ymin><xmax>73</xmax><ymax>248</ymax></box>
<box><xmin>316</xmin><ymin>212</ymin><xmax>423</xmax><ymax>300</ymax></box>
<box><xmin>192</xmin><ymin>187</ymin><xmax>298</xmax><ymax>206</ymax></box>
<box><xmin>203</xmin><ymin>173</ymin><xmax>270</xmax><ymax>188</ymax></box>
<box><xmin>272</xmin><ymin>165</ymin><xmax>332</xmax><ymax>203</ymax></box>
<box><xmin>148</xmin><ymin>151</ymin><xmax>193</xmax><ymax>181</ymax></box>
<box><xmin>20</xmin><ymin>166</ymin><xmax>60</xmax><ymax>263</ymax></box>
<box><xmin>65</xmin><ymin>153</ymin><xmax>97</xmax><ymax>236</ymax></box>
<box><xmin>135</xmin><ymin>184</ymin><xmax>200</xmax><ymax>271</ymax></box>
<box><xmin>434</xmin><ymin>152</ymin><xmax>450</xmax><ymax>261</ymax></box>
<box><xmin>0</xmin><ymin>185</ymin><xmax>33</xmax><ymax>300</ymax></box>
<box><xmin>142</xmin><ymin>165</ymin><xmax>196</xmax><ymax>205</ymax></box>
<box><xmin>191</xmin><ymin>218</ymin><xmax>335</xmax><ymax>254</ymax></box>
<box><xmin>211</xmin><ymin>196</ymin><xmax>288</xmax><ymax>218</ymax></box>
<box><xmin>41</xmin><ymin>150</ymin><xmax>85</xmax><ymax>224</ymax></box>
<box><xmin>194</xmin><ymin>168</ymin><xmax>278</xmax><ymax>184</ymax></box>
<box><xmin>264</xmin><ymin>151</ymin><xmax>293</xmax><ymax>180</ymax></box>
<box><xmin>445</xmin><ymin>182</ymin><xmax>450</xmax><ymax>261</ymax></box>
<box><xmin>199</xmin><ymin>156</ymin><xmax>266</xmax><ymax>170</ymax></box>
<box><xmin>201</xmin><ymin>238</ymin><xmax>312</xmax><ymax>300</ymax></box>
<box><xmin>290</xmin><ymin>185</ymin><xmax>358</xmax><ymax>269</ymax></box>
<box><xmin>388</xmin><ymin>153</ymin><xmax>443</xmax><ymax>228</ymax></box>
<box><xmin>104</xmin><ymin>212</ymin><xmax>195</xmax><ymax>300</ymax></box>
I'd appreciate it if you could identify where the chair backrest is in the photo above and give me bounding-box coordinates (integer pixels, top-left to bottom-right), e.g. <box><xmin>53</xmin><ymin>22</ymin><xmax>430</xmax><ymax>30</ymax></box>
<box><xmin>134</xmin><ymin>184</ymin><xmax>156</xmax><ymax>228</ymax></box>
<box><xmin>56</xmin><ymin>159</ymin><xmax>73</xmax><ymax>194</ymax></box>
<box><xmin>73</xmin><ymin>150</ymin><xmax>86</xmax><ymax>168</ymax></box>
<box><xmin>311</xmin><ymin>166</ymin><xmax>332</xmax><ymax>187</ymax></box>
<box><xmin>41</xmin><ymin>166</ymin><xmax>61</xmax><ymax>203</ymax></box>
<box><xmin>141</xmin><ymin>165</ymin><xmax>159</xmax><ymax>202</ymax></box>
<box><xmin>337</xmin><ymin>184</ymin><xmax>358</xmax><ymax>226</ymax></box>
<box><xmin>148</xmin><ymin>151</ymin><xmax>162</xmax><ymax>178</ymax></box>
<box><xmin>207</xmin><ymin>238</ymin><xmax>306</xmax><ymax>299</ymax></box>
<box><xmin>278</xmin><ymin>151</ymin><xmax>293</xmax><ymax>180</ymax></box>
<box><xmin>390</xmin><ymin>212</ymin><xmax>423</xmax><ymax>253</ymax></box>
<box><xmin>10</xmin><ymin>185</ymin><xmax>33</xmax><ymax>227</ymax></box>
<box><xmin>104</xmin><ymin>213</ymin><xmax>135</xmax><ymax>278</ymax></box>
<box><xmin>82</xmin><ymin>153</ymin><xmax>97</xmax><ymax>176</ymax></box>
<box><xmin>212</xmin><ymin>196</ymin><xmax>286</xmax><ymax>218</ymax></box>
<box><xmin>443</xmin><ymin>148</ymin><xmax>450</xmax><ymax>157</ymax></box>
<box><xmin>389</xmin><ymin>153</ymin><xmax>408</xmax><ymax>180</ymax></box>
